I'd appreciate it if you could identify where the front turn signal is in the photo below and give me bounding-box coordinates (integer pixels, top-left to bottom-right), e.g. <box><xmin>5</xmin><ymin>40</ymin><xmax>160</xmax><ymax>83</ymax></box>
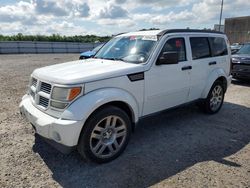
<box><xmin>68</xmin><ymin>87</ymin><xmax>81</xmax><ymax>101</ymax></box>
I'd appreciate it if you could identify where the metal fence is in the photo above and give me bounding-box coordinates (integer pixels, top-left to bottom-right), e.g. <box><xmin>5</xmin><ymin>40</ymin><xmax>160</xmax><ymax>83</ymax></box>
<box><xmin>0</xmin><ymin>41</ymin><xmax>102</xmax><ymax>54</ymax></box>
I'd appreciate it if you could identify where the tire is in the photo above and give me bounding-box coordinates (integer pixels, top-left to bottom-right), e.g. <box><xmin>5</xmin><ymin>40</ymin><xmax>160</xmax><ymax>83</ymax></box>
<box><xmin>199</xmin><ymin>81</ymin><xmax>225</xmax><ymax>114</ymax></box>
<box><xmin>77</xmin><ymin>105</ymin><xmax>132</xmax><ymax>163</ymax></box>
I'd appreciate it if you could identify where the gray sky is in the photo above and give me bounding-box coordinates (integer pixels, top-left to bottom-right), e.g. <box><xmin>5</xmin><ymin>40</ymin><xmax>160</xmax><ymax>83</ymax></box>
<box><xmin>0</xmin><ymin>0</ymin><xmax>249</xmax><ymax>36</ymax></box>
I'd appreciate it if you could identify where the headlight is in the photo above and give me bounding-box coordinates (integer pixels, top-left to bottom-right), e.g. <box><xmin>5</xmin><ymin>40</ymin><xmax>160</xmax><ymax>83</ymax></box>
<box><xmin>232</xmin><ymin>58</ymin><xmax>240</xmax><ymax>63</ymax></box>
<box><xmin>50</xmin><ymin>86</ymin><xmax>82</xmax><ymax>109</ymax></box>
<box><xmin>51</xmin><ymin>86</ymin><xmax>82</xmax><ymax>101</ymax></box>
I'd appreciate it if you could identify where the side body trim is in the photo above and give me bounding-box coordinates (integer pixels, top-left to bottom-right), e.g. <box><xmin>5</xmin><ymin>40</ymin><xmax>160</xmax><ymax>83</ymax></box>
<box><xmin>127</xmin><ymin>72</ymin><xmax>144</xmax><ymax>82</ymax></box>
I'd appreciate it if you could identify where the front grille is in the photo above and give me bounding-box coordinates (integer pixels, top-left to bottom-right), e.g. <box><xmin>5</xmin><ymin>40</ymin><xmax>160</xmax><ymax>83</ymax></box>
<box><xmin>241</xmin><ymin>60</ymin><xmax>250</xmax><ymax>64</ymax></box>
<box><xmin>39</xmin><ymin>96</ymin><xmax>49</xmax><ymax>108</ymax></box>
<box><xmin>40</xmin><ymin>82</ymin><xmax>52</xmax><ymax>94</ymax></box>
<box><xmin>30</xmin><ymin>77</ymin><xmax>52</xmax><ymax>109</ymax></box>
<box><xmin>233</xmin><ymin>65</ymin><xmax>250</xmax><ymax>72</ymax></box>
<box><xmin>31</xmin><ymin>78</ymin><xmax>37</xmax><ymax>87</ymax></box>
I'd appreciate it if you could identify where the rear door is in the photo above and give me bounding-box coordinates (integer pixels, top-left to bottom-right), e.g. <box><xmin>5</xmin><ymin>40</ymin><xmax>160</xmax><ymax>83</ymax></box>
<box><xmin>188</xmin><ymin>37</ymin><xmax>212</xmax><ymax>101</ymax></box>
<box><xmin>208</xmin><ymin>37</ymin><xmax>230</xmax><ymax>75</ymax></box>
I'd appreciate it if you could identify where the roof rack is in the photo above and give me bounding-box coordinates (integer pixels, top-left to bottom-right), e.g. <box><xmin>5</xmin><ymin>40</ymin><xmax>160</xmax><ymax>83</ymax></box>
<box><xmin>158</xmin><ymin>29</ymin><xmax>224</xmax><ymax>36</ymax></box>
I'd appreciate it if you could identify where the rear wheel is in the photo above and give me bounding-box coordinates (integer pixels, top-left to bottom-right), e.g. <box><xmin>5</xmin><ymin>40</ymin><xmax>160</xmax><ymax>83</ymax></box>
<box><xmin>77</xmin><ymin>106</ymin><xmax>131</xmax><ymax>163</ymax></box>
<box><xmin>200</xmin><ymin>81</ymin><xmax>225</xmax><ymax>114</ymax></box>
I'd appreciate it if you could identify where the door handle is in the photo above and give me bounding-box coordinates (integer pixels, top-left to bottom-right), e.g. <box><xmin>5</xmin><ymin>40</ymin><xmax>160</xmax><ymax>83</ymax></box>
<box><xmin>209</xmin><ymin>61</ymin><xmax>217</xmax><ymax>65</ymax></box>
<box><xmin>182</xmin><ymin>66</ymin><xmax>192</xmax><ymax>71</ymax></box>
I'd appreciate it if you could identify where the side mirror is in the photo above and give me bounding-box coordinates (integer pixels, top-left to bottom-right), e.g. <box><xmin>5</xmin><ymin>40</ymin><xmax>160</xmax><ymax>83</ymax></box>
<box><xmin>156</xmin><ymin>52</ymin><xmax>179</xmax><ymax>65</ymax></box>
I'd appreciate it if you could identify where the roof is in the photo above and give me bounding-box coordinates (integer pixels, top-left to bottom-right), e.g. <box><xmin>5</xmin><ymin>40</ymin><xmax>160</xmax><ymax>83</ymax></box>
<box><xmin>118</xmin><ymin>30</ymin><xmax>163</xmax><ymax>37</ymax></box>
<box><xmin>117</xmin><ymin>29</ymin><xmax>224</xmax><ymax>38</ymax></box>
<box><xmin>158</xmin><ymin>29</ymin><xmax>224</xmax><ymax>35</ymax></box>
<box><xmin>225</xmin><ymin>16</ymin><xmax>250</xmax><ymax>21</ymax></box>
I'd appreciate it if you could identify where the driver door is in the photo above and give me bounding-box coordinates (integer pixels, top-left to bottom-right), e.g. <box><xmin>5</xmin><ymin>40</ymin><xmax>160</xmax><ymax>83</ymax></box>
<box><xmin>143</xmin><ymin>37</ymin><xmax>191</xmax><ymax>115</ymax></box>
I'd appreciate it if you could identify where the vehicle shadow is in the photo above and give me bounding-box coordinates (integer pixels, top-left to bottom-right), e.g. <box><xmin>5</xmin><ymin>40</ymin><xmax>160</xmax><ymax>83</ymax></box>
<box><xmin>33</xmin><ymin>102</ymin><xmax>250</xmax><ymax>188</ymax></box>
<box><xmin>232</xmin><ymin>79</ymin><xmax>250</xmax><ymax>87</ymax></box>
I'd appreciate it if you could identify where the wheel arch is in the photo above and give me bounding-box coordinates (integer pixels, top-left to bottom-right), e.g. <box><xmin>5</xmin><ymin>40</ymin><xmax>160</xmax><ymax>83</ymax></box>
<box><xmin>216</xmin><ymin>76</ymin><xmax>227</xmax><ymax>92</ymax></box>
<box><xmin>201</xmin><ymin>69</ymin><xmax>228</xmax><ymax>98</ymax></box>
<box><xmin>86</xmin><ymin>101</ymin><xmax>135</xmax><ymax>124</ymax></box>
<box><xmin>60</xmin><ymin>88</ymin><xmax>139</xmax><ymax>146</ymax></box>
<box><xmin>61</xmin><ymin>88</ymin><xmax>139</xmax><ymax>122</ymax></box>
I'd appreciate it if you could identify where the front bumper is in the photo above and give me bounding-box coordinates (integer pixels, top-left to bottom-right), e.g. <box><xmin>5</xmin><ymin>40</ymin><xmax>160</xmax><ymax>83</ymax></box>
<box><xmin>232</xmin><ymin>64</ymin><xmax>250</xmax><ymax>79</ymax></box>
<box><xmin>19</xmin><ymin>95</ymin><xmax>83</xmax><ymax>153</ymax></box>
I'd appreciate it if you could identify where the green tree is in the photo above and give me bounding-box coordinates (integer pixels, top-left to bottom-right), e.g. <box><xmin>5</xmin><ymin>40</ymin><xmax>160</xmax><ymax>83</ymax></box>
<box><xmin>0</xmin><ymin>33</ymin><xmax>111</xmax><ymax>43</ymax></box>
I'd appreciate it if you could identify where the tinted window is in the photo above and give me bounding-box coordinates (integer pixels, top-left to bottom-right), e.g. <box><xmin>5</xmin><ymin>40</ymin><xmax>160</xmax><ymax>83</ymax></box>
<box><xmin>190</xmin><ymin>37</ymin><xmax>211</xmax><ymax>60</ymax></box>
<box><xmin>161</xmin><ymin>38</ymin><xmax>186</xmax><ymax>61</ymax></box>
<box><xmin>236</xmin><ymin>43</ymin><xmax>250</xmax><ymax>55</ymax></box>
<box><xmin>209</xmin><ymin>37</ymin><xmax>228</xmax><ymax>56</ymax></box>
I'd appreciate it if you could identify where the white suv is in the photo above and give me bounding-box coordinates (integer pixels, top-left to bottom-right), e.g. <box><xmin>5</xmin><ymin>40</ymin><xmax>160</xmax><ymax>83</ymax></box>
<box><xmin>20</xmin><ymin>29</ymin><xmax>232</xmax><ymax>163</ymax></box>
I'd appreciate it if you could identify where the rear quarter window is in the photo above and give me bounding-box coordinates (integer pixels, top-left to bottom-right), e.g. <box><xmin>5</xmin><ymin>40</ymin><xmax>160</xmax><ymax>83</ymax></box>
<box><xmin>209</xmin><ymin>37</ymin><xmax>228</xmax><ymax>56</ymax></box>
<box><xmin>190</xmin><ymin>37</ymin><xmax>211</xmax><ymax>60</ymax></box>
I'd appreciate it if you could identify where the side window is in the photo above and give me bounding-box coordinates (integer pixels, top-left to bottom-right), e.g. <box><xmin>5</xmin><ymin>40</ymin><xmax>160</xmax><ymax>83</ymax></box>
<box><xmin>190</xmin><ymin>37</ymin><xmax>211</xmax><ymax>60</ymax></box>
<box><xmin>209</xmin><ymin>37</ymin><xmax>228</xmax><ymax>56</ymax></box>
<box><xmin>161</xmin><ymin>38</ymin><xmax>186</xmax><ymax>62</ymax></box>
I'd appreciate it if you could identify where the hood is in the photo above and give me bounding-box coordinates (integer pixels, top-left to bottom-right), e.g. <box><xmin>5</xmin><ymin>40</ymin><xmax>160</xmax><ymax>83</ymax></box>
<box><xmin>32</xmin><ymin>58</ymin><xmax>144</xmax><ymax>84</ymax></box>
<box><xmin>80</xmin><ymin>51</ymin><xmax>96</xmax><ymax>57</ymax></box>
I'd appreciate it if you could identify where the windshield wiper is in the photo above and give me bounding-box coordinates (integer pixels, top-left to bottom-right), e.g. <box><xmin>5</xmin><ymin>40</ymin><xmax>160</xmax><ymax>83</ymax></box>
<box><xmin>99</xmin><ymin>57</ymin><xmax>126</xmax><ymax>62</ymax></box>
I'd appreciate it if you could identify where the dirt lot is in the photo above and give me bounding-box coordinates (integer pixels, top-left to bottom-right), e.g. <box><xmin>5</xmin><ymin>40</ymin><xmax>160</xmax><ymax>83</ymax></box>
<box><xmin>0</xmin><ymin>54</ymin><xmax>249</xmax><ymax>188</ymax></box>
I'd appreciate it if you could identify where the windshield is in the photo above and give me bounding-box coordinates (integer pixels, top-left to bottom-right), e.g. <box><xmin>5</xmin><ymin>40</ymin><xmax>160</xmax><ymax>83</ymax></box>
<box><xmin>236</xmin><ymin>44</ymin><xmax>250</xmax><ymax>55</ymax></box>
<box><xmin>93</xmin><ymin>44</ymin><xmax>104</xmax><ymax>52</ymax></box>
<box><xmin>94</xmin><ymin>35</ymin><xmax>158</xmax><ymax>63</ymax></box>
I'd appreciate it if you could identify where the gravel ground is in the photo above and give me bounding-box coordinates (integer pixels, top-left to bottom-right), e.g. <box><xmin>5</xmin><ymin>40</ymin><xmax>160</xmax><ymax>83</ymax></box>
<box><xmin>0</xmin><ymin>54</ymin><xmax>249</xmax><ymax>188</ymax></box>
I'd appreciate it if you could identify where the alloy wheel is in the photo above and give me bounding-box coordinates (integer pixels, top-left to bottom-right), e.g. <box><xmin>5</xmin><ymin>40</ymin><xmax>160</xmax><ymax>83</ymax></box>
<box><xmin>90</xmin><ymin>115</ymin><xmax>127</xmax><ymax>158</ymax></box>
<box><xmin>210</xmin><ymin>85</ymin><xmax>223</xmax><ymax>112</ymax></box>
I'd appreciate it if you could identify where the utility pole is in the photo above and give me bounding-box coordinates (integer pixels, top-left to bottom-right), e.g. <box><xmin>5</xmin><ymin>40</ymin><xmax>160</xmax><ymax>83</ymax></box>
<box><xmin>219</xmin><ymin>0</ymin><xmax>224</xmax><ymax>32</ymax></box>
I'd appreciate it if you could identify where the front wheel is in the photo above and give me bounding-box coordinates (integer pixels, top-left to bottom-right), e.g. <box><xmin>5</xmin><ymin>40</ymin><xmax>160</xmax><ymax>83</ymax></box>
<box><xmin>200</xmin><ymin>81</ymin><xmax>225</xmax><ymax>114</ymax></box>
<box><xmin>77</xmin><ymin>106</ymin><xmax>131</xmax><ymax>163</ymax></box>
